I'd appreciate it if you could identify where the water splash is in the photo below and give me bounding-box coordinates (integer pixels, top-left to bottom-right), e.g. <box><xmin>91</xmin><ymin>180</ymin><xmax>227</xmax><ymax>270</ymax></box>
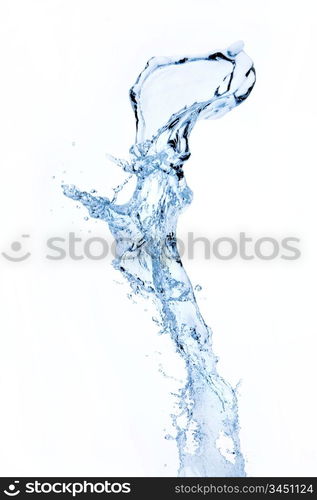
<box><xmin>63</xmin><ymin>41</ymin><xmax>255</xmax><ymax>476</ymax></box>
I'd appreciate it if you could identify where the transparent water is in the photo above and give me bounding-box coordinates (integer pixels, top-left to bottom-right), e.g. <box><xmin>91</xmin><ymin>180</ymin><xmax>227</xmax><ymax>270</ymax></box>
<box><xmin>63</xmin><ymin>41</ymin><xmax>255</xmax><ymax>476</ymax></box>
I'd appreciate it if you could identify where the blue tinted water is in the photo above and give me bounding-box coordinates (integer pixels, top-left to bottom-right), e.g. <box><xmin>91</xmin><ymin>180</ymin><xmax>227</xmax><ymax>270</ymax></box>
<box><xmin>63</xmin><ymin>41</ymin><xmax>255</xmax><ymax>476</ymax></box>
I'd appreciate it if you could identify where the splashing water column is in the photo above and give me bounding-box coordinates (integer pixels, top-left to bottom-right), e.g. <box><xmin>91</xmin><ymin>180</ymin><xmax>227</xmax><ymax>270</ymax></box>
<box><xmin>63</xmin><ymin>42</ymin><xmax>255</xmax><ymax>477</ymax></box>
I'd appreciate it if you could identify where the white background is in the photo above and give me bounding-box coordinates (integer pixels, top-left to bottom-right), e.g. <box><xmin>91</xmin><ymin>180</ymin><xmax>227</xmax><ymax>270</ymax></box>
<box><xmin>0</xmin><ymin>0</ymin><xmax>317</xmax><ymax>477</ymax></box>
